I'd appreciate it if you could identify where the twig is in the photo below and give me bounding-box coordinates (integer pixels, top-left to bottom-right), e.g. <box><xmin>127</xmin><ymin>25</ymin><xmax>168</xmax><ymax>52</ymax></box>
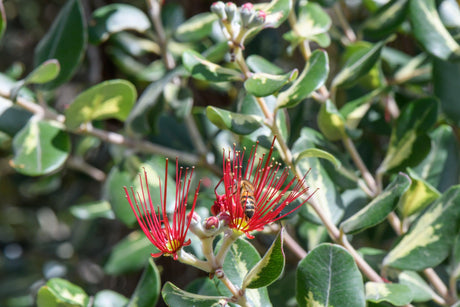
<box><xmin>333</xmin><ymin>2</ymin><xmax>357</xmax><ymax>44</ymax></box>
<box><xmin>66</xmin><ymin>156</ymin><xmax>106</xmax><ymax>181</ymax></box>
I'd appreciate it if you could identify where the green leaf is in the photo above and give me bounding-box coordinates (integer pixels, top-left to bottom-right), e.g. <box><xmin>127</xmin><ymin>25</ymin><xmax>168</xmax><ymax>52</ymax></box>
<box><xmin>451</xmin><ymin>234</ymin><xmax>460</xmax><ymax>282</ymax></box>
<box><xmin>243</xmin><ymin>230</ymin><xmax>285</xmax><ymax>289</ymax></box>
<box><xmin>34</xmin><ymin>0</ymin><xmax>86</xmax><ymax>89</ymax></box>
<box><xmin>37</xmin><ymin>278</ymin><xmax>89</xmax><ymax>307</ymax></box>
<box><xmin>277</xmin><ymin>50</ymin><xmax>329</xmax><ymax>108</ymax></box>
<box><xmin>182</xmin><ymin>50</ymin><xmax>242</xmax><ymax>82</ymax></box>
<box><xmin>341</xmin><ymin>173</ymin><xmax>411</xmax><ymax>234</ymax></box>
<box><xmin>413</xmin><ymin>125</ymin><xmax>459</xmax><ymax>192</ymax></box>
<box><xmin>317</xmin><ymin>100</ymin><xmax>346</xmax><ymax>141</ymax></box>
<box><xmin>398</xmin><ymin>168</ymin><xmax>440</xmax><ymax>217</ymax></box>
<box><xmin>0</xmin><ymin>0</ymin><xmax>6</xmax><ymax>41</ymax></box>
<box><xmin>104</xmin><ymin>231</ymin><xmax>158</xmax><ymax>275</ymax></box>
<box><xmin>218</xmin><ymin>238</ymin><xmax>272</xmax><ymax>307</ymax></box>
<box><xmin>297</xmin><ymin>1</ymin><xmax>332</xmax><ymax>36</ymax></box>
<box><xmin>383</xmin><ymin>185</ymin><xmax>460</xmax><ymax>270</ymax></box>
<box><xmin>70</xmin><ymin>200</ymin><xmax>115</xmax><ymax>220</ymax></box>
<box><xmin>296</xmin><ymin>244</ymin><xmax>365</xmax><ymax>307</ymax></box>
<box><xmin>104</xmin><ymin>167</ymin><xmax>137</xmax><ymax>226</ymax></box>
<box><xmin>433</xmin><ymin>58</ymin><xmax>460</xmax><ymax>126</ymax></box>
<box><xmin>246</xmin><ymin>55</ymin><xmax>284</xmax><ymax>74</ymax></box>
<box><xmin>378</xmin><ymin>97</ymin><xmax>438</xmax><ymax>174</ymax></box>
<box><xmin>65</xmin><ymin>79</ymin><xmax>137</xmax><ymax>130</ymax></box>
<box><xmin>245</xmin><ymin>70</ymin><xmax>298</xmax><ymax>97</ymax></box>
<box><xmin>0</xmin><ymin>97</ymin><xmax>33</xmax><ymax>136</ymax></box>
<box><xmin>206</xmin><ymin>106</ymin><xmax>262</xmax><ymax>135</ymax></box>
<box><xmin>398</xmin><ymin>271</ymin><xmax>435</xmax><ymax>302</ymax></box>
<box><xmin>251</xmin><ymin>0</ymin><xmax>292</xmax><ymax>33</ymax></box>
<box><xmin>162</xmin><ymin>282</ymin><xmax>228</xmax><ymax>307</ymax></box>
<box><xmin>363</xmin><ymin>0</ymin><xmax>409</xmax><ymax>39</ymax></box>
<box><xmin>94</xmin><ymin>290</ymin><xmax>128</xmax><ymax>307</ymax></box>
<box><xmin>12</xmin><ymin>120</ymin><xmax>70</xmax><ymax>176</ymax></box>
<box><xmin>175</xmin><ymin>12</ymin><xmax>217</xmax><ymax>42</ymax></box>
<box><xmin>293</xmin><ymin>129</ymin><xmax>345</xmax><ymax>225</ymax></box>
<box><xmin>24</xmin><ymin>59</ymin><xmax>60</xmax><ymax>85</ymax></box>
<box><xmin>332</xmin><ymin>40</ymin><xmax>385</xmax><ymax>89</ymax></box>
<box><xmin>125</xmin><ymin>67</ymin><xmax>184</xmax><ymax>136</ymax></box>
<box><xmin>365</xmin><ymin>282</ymin><xmax>413</xmax><ymax>305</ymax></box>
<box><xmin>295</xmin><ymin>148</ymin><xmax>341</xmax><ymax>169</ymax></box>
<box><xmin>89</xmin><ymin>4</ymin><xmax>151</xmax><ymax>44</ymax></box>
<box><xmin>127</xmin><ymin>258</ymin><xmax>161</xmax><ymax>307</ymax></box>
<box><xmin>409</xmin><ymin>0</ymin><xmax>460</xmax><ymax>61</ymax></box>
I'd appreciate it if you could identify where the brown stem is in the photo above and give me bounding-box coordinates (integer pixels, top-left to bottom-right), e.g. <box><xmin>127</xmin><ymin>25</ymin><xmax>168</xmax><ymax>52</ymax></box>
<box><xmin>333</xmin><ymin>2</ymin><xmax>357</xmax><ymax>44</ymax></box>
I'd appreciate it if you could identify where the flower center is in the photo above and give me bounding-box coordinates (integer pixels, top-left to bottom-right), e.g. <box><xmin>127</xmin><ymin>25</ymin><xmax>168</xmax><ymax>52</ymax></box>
<box><xmin>166</xmin><ymin>239</ymin><xmax>181</xmax><ymax>252</ymax></box>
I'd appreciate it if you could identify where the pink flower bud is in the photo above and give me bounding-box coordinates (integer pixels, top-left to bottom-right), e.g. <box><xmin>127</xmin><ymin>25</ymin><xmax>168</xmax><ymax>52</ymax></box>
<box><xmin>204</xmin><ymin>216</ymin><xmax>220</xmax><ymax>230</ymax></box>
<box><xmin>242</xmin><ymin>3</ymin><xmax>253</xmax><ymax>10</ymax></box>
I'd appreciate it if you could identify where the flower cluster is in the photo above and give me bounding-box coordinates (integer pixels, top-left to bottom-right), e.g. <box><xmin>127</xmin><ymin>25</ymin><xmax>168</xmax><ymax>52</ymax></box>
<box><xmin>124</xmin><ymin>139</ymin><xmax>312</xmax><ymax>261</ymax></box>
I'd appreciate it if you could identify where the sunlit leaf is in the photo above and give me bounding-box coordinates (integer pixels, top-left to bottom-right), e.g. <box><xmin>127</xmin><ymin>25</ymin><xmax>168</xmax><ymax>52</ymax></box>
<box><xmin>363</xmin><ymin>0</ymin><xmax>409</xmax><ymax>39</ymax></box>
<box><xmin>365</xmin><ymin>282</ymin><xmax>412</xmax><ymax>305</ymax></box>
<box><xmin>206</xmin><ymin>106</ymin><xmax>262</xmax><ymax>135</ymax></box>
<box><xmin>245</xmin><ymin>70</ymin><xmax>298</xmax><ymax>97</ymax></box>
<box><xmin>70</xmin><ymin>200</ymin><xmax>115</xmax><ymax>220</ymax></box>
<box><xmin>162</xmin><ymin>282</ymin><xmax>227</xmax><ymax>307</ymax></box>
<box><xmin>94</xmin><ymin>290</ymin><xmax>128</xmax><ymax>307</ymax></box>
<box><xmin>37</xmin><ymin>278</ymin><xmax>89</xmax><ymax>307</ymax></box>
<box><xmin>295</xmin><ymin>148</ymin><xmax>341</xmax><ymax>169</ymax></box>
<box><xmin>24</xmin><ymin>59</ymin><xmax>60</xmax><ymax>85</ymax></box>
<box><xmin>182</xmin><ymin>50</ymin><xmax>242</xmax><ymax>82</ymax></box>
<box><xmin>317</xmin><ymin>100</ymin><xmax>346</xmax><ymax>141</ymax></box>
<box><xmin>175</xmin><ymin>13</ymin><xmax>216</xmax><ymax>42</ymax></box>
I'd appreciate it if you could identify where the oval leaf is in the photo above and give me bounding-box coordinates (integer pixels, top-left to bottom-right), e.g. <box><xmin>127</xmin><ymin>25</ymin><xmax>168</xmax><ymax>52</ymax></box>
<box><xmin>277</xmin><ymin>50</ymin><xmax>329</xmax><ymax>109</ymax></box>
<box><xmin>89</xmin><ymin>4</ymin><xmax>151</xmax><ymax>44</ymax></box>
<box><xmin>25</xmin><ymin>59</ymin><xmax>60</xmax><ymax>84</ymax></box>
<box><xmin>37</xmin><ymin>278</ymin><xmax>89</xmax><ymax>307</ymax></box>
<box><xmin>363</xmin><ymin>0</ymin><xmax>409</xmax><ymax>39</ymax></box>
<box><xmin>383</xmin><ymin>185</ymin><xmax>460</xmax><ymax>270</ymax></box>
<box><xmin>365</xmin><ymin>282</ymin><xmax>413</xmax><ymax>305</ymax></box>
<box><xmin>182</xmin><ymin>50</ymin><xmax>242</xmax><ymax>82</ymax></box>
<box><xmin>332</xmin><ymin>40</ymin><xmax>385</xmax><ymax>89</ymax></box>
<box><xmin>70</xmin><ymin>200</ymin><xmax>115</xmax><ymax>220</ymax></box>
<box><xmin>162</xmin><ymin>282</ymin><xmax>227</xmax><ymax>307</ymax></box>
<box><xmin>341</xmin><ymin>173</ymin><xmax>411</xmax><ymax>234</ymax></box>
<box><xmin>433</xmin><ymin>58</ymin><xmax>460</xmax><ymax>126</ymax></box>
<box><xmin>243</xmin><ymin>229</ymin><xmax>285</xmax><ymax>289</ymax></box>
<box><xmin>398</xmin><ymin>271</ymin><xmax>436</xmax><ymax>302</ymax></box>
<box><xmin>127</xmin><ymin>258</ymin><xmax>161</xmax><ymax>307</ymax></box>
<box><xmin>94</xmin><ymin>290</ymin><xmax>128</xmax><ymax>307</ymax></box>
<box><xmin>105</xmin><ymin>167</ymin><xmax>137</xmax><ymax>226</ymax></box>
<box><xmin>175</xmin><ymin>12</ymin><xmax>217</xmax><ymax>42</ymax></box>
<box><xmin>295</xmin><ymin>148</ymin><xmax>341</xmax><ymax>169</ymax></box>
<box><xmin>65</xmin><ymin>79</ymin><xmax>137</xmax><ymax>130</ymax></box>
<box><xmin>12</xmin><ymin>120</ymin><xmax>70</xmax><ymax>176</ymax></box>
<box><xmin>409</xmin><ymin>0</ymin><xmax>460</xmax><ymax>61</ymax></box>
<box><xmin>246</xmin><ymin>55</ymin><xmax>284</xmax><ymax>74</ymax></box>
<box><xmin>206</xmin><ymin>106</ymin><xmax>262</xmax><ymax>135</ymax></box>
<box><xmin>245</xmin><ymin>70</ymin><xmax>297</xmax><ymax>97</ymax></box>
<box><xmin>34</xmin><ymin>0</ymin><xmax>86</xmax><ymax>89</ymax></box>
<box><xmin>317</xmin><ymin>100</ymin><xmax>346</xmax><ymax>141</ymax></box>
<box><xmin>296</xmin><ymin>244</ymin><xmax>366</xmax><ymax>307</ymax></box>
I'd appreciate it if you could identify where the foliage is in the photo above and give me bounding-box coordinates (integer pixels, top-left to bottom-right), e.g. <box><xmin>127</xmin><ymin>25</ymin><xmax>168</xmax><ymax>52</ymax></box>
<box><xmin>1</xmin><ymin>0</ymin><xmax>460</xmax><ymax>306</ymax></box>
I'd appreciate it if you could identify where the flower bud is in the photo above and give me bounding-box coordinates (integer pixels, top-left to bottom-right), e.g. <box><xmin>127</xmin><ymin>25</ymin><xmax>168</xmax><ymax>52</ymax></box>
<box><xmin>204</xmin><ymin>216</ymin><xmax>220</xmax><ymax>230</ymax></box>
<box><xmin>249</xmin><ymin>10</ymin><xmax>266</xmax><ymax>28</ymax></box>
<box><xmin>211</xmin><ymin>1</ymin><xmax>227</xmax><ymax>20</ymax></box>
<box><xmin>217</xmin><ymin>211</ymin><xmax>231</xmax><ymax>226</ymax></box>
<box><xmin>240</xmin><ymin>3</ymin><xmax>254</xmax><ymax>28</ymax></box>
<box><xmin>225</xmin><ymin>2</ymin><xmax>237</xmax><ymax>22</ymax></box>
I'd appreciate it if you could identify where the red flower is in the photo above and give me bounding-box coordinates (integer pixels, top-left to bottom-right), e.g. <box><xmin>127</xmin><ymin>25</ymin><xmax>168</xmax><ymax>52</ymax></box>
<box><xmin>217</xmin><ymin>138</ymin><xmax>313</xmax><ymax>239</ymax></box>
<box><xmin>124</xmin><ymin>159</ymin><xmax>200</xmax><ymax>260</ymax></box>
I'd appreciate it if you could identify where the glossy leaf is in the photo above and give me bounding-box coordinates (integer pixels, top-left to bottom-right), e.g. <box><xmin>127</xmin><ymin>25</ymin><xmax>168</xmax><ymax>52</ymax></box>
<box><xmin>218</xmin><ymin>238</ymin><xmax>272</xmax><ymax>307</ymax></box>
<box><xmin>409</xmin><ymin>0</ymin><xmax>460</xmax><ymax>61</ymax></box>
<box><xmin>332</xmin><ymin>40</ymin><xmax>385</xmax><ymax>89</ymax></box>
<box><xmin>298</xmin><ymin>1</ymin><xmax>331</xmax><ymax>35</ymax></box>
<box><xmin>293</xmin><ymin>129</ymin><xmax>345</xmax><ymax>225</ymax></box>
<box><xmin>451</xmin><ymin>235</ymin><xmax>460</xmax><ymax>282</ymax></box>
<box><xmin>70</xmin><ymin>200</ymin><xmax>115</xmax><ymax>220</ymax></box>
<box><xmin>246</xmin><ymin>55</ymin><xmax>284</xmax><ymax>74</ymax></box>
<box><xmin>65</xmin><ymin>79</ymin><xmax>137</xmax><ymax>130</ymax></box>
<box><xmin>398</xmin><ymin>168</ymin><xmax>440</xmax><ymax>217</ymax></box>
<box><xmin>104</xmin><ymin>167</ymin><xmax>137</xmax><ymax>226</ymax></box>
<box><xmin>162</xmin><ymin>282</ymin><xmax>227</xmax><ymax>307</ymax></box>
<box><xmin>125</xmin><ymin>67</ymin><xmax>184</xmax><ymax>136</ymax></box>
<box><xmin>175</xmin><ymin>12</ymin><xmax>216</xmax><ymax>42</ymax></box>
<box><xmin>182</xmin><ymin>50</ymin><xmax>242</xmax><ymax>82</ymax></box>
<box><xmin>24</xmin><ymin>59</ymin><xmax>60</xmax><ymax>84</ymax></box>
<box><xmin>243</xmin><ymin>229</ymin><xmax>285</xmax><ymax>289</ymax></box>
<box><xmin>206</xmin><ymin>106</ymin><xmax>262</xmax><ymax>135</ymax></box>
<box><xmin>37</xmin><ymin>278</ymin><xmax>89</xmax><ymax>307</ymax></box>
<box><xmin>317</xmin><ymin>100</ymin><xmax>346</xmax><ymax>141</ymax></box>
<box><xmin>378</xmin><ymin>97</ymin><xmax>438</xmax><ymax>174</ymax></box>
<box><xmin>341</xmin><ymin>173</ymin><xmax>411</xmax><ymax>234</ymax></box>
<box><xmin>127</xmin><ymin>258</ymin><xmax>161</xmax><ymax>307</ymax></box>
<box><xmin>398</xmin><ymin>271</ymin><xmax>435</xmax><ymax>302</ymax></box>
<box><xmin>365</xmin><ymin>282</ymin><xmax>412</xmax><ymax>305</ymax></box>
<box><xmin>34</xmin><ymin>0</ymin><xmax>86</xmax><ymax>89</ymax></box>
<box><xmin>12</xmin><ymin>120</ymin><xmax>70</xmax><ymax>176</ymax></box>
<box><xmin>413</xmin><ymin>125</ymin><xmax>460</xmax><ymax>192</ymax></box>
<box><xmin>383</xmin><ymin>185</ymin><xmax>460</xmax><ymax>270</ymax></box>
<box><xmin>277</xmin><ymin>50</ymin><xmax>329</xmax><ymax>108</ymax></box>
<box><xmin>89</xmin><ymin>4</ymin><xmax>151</xmax><ymax>44</ymax></box>
<box><xmin>295</xmin><ymin>148</ymin><xmax>341</xmax><ymax>169</ymax></box>
<box><xmin>433</xmin><ymin>58</ymin><xmax>460</xmax><ymax>126</ymax></box>
<box><xmin>94</xmin><ymin>290</ymin><xmax>128</xmax><ymax>307</ymax></box>
<box><xmin>104</xmin><ymin>231</ymin><xmax>158</xmax><ymax>275</ymax></box>
<box><xmin>363</xmin><ymin>0</ymin><xmax>409</xmax><ymax>39</ymax></box>
<box><xmin>296</xmin><ymin>244</ymin><xmax>365</xmax><ymax>307</ymax></box>
<box><xmin>244</xmin><ymin>70</ymin><xmax>298</xmax><ymax>97</ymax></box>
<box><xmin>0</xmin><ymin>97</ymin><xmax>33</xmax><ymax>136</ymax></box>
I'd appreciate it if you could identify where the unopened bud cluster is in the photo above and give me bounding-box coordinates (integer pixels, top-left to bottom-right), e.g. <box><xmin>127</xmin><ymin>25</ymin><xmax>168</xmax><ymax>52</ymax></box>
<box><xmin>211</xmin><ymin>2</ymin><xmax>267</xmax><ymax>57</ymax></box>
